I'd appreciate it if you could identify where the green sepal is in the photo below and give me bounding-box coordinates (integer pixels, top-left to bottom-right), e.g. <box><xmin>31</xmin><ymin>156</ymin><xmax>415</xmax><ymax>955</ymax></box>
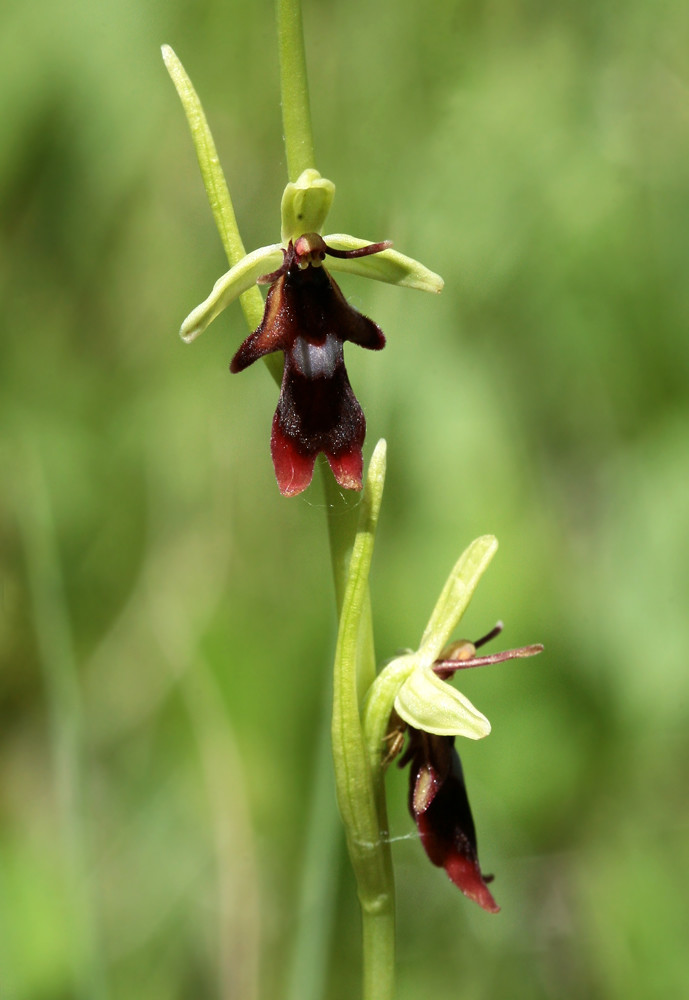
<box><xmin>362</xmin><ymin>653</ymin><xmax>417</xmax><ymax>766</ymax></box>
<box><xmin>394</xmin><ymin>664</ymin><xmax>491</xmax><ymax>739</ymax></box>
<box><xmin>281</xmin><ymin>169</ymin><xmax>336</xmax><ymax>243</ymax></box>
<box><xmin>419</xmin><ymin>535</ymin><xmax>498</xmax><ymax>661</ymax></box>
<box><xmin>324</xmin><ymin>234</ymin><xmax>444</xmax><ymax>293</ymax></box>
<box><xmin>179</xmin><ymin>244</ymin><xmax>283</xmax><ymax>342</ymax></box>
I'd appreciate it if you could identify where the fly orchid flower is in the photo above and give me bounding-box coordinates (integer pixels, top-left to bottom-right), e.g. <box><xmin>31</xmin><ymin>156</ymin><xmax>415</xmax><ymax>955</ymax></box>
<box><xmin>178</xmin><ymin>168</ymin><xmax>443</xmax><ymax>496</ymax></box>
<box><xmin>230</xmin><ymin>233</ymin><xmax>389</xmax><ymax>496</ymax></box>
<box><xmin>362</xmin><ymin>536</ymin><xmax>543</xmax><ymax>912</ymax></box>
<box><xmin>396</xmin><ymin>626</ymin><xmax>543</xmax><ymax>912</ymax></box>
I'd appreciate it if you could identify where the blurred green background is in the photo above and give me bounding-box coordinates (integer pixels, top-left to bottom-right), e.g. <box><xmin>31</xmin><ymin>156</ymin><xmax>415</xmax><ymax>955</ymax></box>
<box><xmin>2</xmin><ymin>0</ymin><xmax>689</xmax><ymax>997</ymax></box>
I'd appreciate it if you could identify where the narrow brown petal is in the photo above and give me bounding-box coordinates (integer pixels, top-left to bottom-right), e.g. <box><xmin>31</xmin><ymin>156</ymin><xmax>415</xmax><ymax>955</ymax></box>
<box><xmin>230</xmin><ymin>275</ymin><xmax>290</xmax><ymax>373</ymax></box>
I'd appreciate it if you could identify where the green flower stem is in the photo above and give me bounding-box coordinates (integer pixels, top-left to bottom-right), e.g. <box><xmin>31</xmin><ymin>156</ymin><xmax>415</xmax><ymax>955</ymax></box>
<box><xmin>331</xmin><ymin>442</ymin><xmax>395</xmax><ymax>1000</ymax></box>
<box><xmin>275</xmin><ymin>6</ymin><xmax>394</xmax><ymax>990</ymax></box>
<box><xmin>273</xmin><ymin>0</ymin><xmax>401</xmax><ymax>930</ymax></box>
<box><xmin>276</xmin><ymin>0</ymin><xmax>316</xmax><ymax>182</ymax></box>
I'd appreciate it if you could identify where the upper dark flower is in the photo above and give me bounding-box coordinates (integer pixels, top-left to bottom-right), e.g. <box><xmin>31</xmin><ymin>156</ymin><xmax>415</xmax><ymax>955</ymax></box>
<box><xmin>177</xmin><ymin>168</ymin><xmax>443</xmax><ymax>496</ymax></box>
<box><xmin>230</xmin><ymin>234</ymin><xmax>389</xmax><ymax>496</ymax></box>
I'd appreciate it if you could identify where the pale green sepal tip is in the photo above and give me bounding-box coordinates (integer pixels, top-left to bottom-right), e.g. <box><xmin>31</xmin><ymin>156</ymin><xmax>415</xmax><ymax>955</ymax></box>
<box><xmin>180</xmin><ymin>244</ymin><xmax>283</xmax><ymax>342</ymax></box>
<box><xmin>281</xmin><ymin>169</ymin><xmax>336</xmax><ymax>243</ymax></box>
<box><xmin>394</xmin><ymin>665</ymin><xmax>491</xmax><ymax>739</ymax></box>
<box><xmin>323</xmin><ymin>234</ymin><xmax>444</xmax><ymax>293</ymax></box>
<box><xmin>420</xmin><ymin>535</ymin><xmax>498</xmax><ymax>662</ymax></box>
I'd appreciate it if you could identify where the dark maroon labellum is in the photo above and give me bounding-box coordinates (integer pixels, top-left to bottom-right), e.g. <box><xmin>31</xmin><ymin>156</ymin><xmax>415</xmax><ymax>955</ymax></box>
<box><xmin>401</xmin><ymin>729</ymin><xmax>500</xmax><ymax>913</ymax></box>
<box><xmin>230</xmin><ymin>235</ymin><xmax>388</xmax><ymax>496</ymax></box>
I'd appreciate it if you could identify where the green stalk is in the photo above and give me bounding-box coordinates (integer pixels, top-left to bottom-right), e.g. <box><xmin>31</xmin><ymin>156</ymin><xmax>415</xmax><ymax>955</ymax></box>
<box><xmin>275</xmin><ymin>2</ymin><xmax>394</xmax><ymax>991</ymax></box>
<box><xmin>276</xmin><ymin>2</ymin><xmax>395</xmax><ymax>992</ymax></box>
<box><xmin>276</xmin><ymin>0</ymin><xmax>317</xmax><ymax>181</ymax></box>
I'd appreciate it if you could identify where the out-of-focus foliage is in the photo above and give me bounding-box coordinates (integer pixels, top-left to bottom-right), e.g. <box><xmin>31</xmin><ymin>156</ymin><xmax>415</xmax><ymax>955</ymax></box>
<box><xmin>2</xmin><ymin>0</ymin><xmax>689</xmax><ymax>997</ymax></box>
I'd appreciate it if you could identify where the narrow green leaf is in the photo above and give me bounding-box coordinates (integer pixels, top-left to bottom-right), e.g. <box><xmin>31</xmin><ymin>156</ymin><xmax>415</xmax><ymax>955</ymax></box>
<box><xmin>162</xmin><ymin>45</ymin><xmax>245</xmax><ymax>267</ymax></box>
<box><xmin>162</xmin><ymin>45</ymin><xmax>266</xmax><ymax>331</ymax></box>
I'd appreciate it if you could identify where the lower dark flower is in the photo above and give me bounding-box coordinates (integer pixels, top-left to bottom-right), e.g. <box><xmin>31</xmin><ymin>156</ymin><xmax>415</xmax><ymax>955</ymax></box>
<box><xmin>230</xmin><ymin>234</ymin><xmax>387</xmax><ymax>497</ymax></box>
<box><xmin>388</xmin><ymin>621</ymin><xmax>543</xmax><ymax>913</ymax></box>
<box><xmin>400</xmin><ymin>728</ymin><xmax>500</xmax><ymax>914</ymax></box>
